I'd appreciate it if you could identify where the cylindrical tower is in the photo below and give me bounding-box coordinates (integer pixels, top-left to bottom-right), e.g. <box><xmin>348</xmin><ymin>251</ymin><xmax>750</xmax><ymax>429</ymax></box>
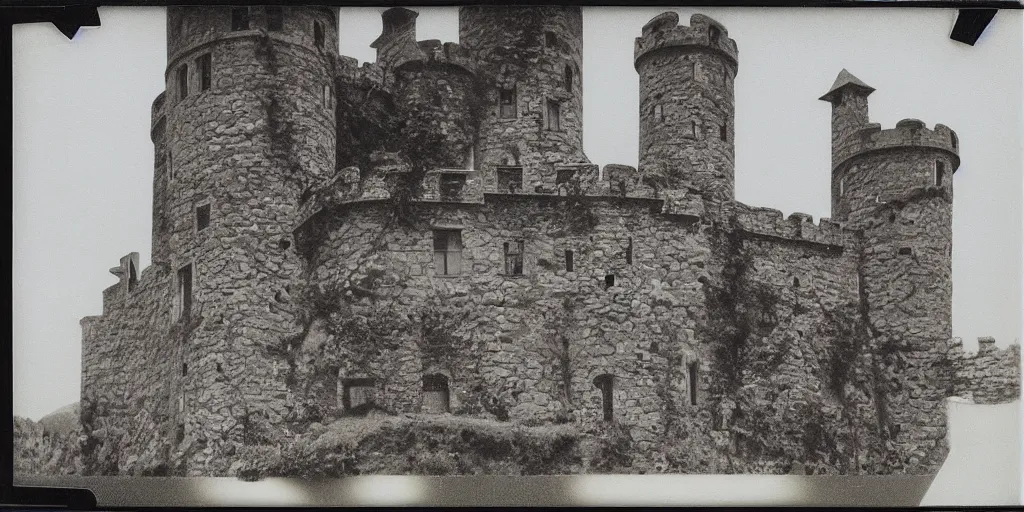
<box><xmin>458</xmin><ymin>6</ymin><xmax>587</xmax><ymax>192</ymax></box>
<box><xmin>634</xmin><ymin>12</ymin><xmax>738</xmax><ymax>201</ymax></box>
<box><xmin>159</xmin><ymin>5</ymin><xmax>338</xmax><ymax>472</ymax></box>
<box><xmin>823</xmin><ymin>74</ymin><xmax>961</xmax><ymax>473</ymax></box>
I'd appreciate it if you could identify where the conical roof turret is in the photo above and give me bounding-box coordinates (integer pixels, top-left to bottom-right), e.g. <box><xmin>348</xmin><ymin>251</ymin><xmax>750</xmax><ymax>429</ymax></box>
<box><xmin>819</xmin><ymin>69</ymin><xmax>875</xmax><ymax>102</ymax></box>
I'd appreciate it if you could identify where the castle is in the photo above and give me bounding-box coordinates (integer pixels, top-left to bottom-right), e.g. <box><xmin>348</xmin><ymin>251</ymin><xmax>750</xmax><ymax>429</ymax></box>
<box><xmin>79</xmin><ymin>6</ymin><xmax>1020</xmax><ymax>477</ymax></box>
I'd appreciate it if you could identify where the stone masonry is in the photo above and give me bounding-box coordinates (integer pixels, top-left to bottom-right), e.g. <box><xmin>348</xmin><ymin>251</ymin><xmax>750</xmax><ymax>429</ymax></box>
<box><xmin>79</xmin><ymin>7</ymin><xmax>1020</xmax><ymax>477</ymax></box>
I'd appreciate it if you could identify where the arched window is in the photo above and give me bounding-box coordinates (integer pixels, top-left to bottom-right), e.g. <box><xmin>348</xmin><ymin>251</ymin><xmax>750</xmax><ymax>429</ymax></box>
<box><xmin>564</xmin><ymin>64</ymin><xmax>573</xmax><ymax>93</ymax></box>
<box><xmin>950</xmin><ymin>131</ymin><xmax>958</xmax><ymax>150</ymax></box>
<box><xmin>593</xmin><ymin>374</ymin><xmax>614</xmax><ymax>421</ymax></box>
<box><xmin>314</xmin><ymin>21</ymin><xmax>324</xmax><ymax>49</ymax></box>
<box><xmin>422</xmin><ymin>374</ymin><xmax>450</xmax><ymax>413</ymax></box>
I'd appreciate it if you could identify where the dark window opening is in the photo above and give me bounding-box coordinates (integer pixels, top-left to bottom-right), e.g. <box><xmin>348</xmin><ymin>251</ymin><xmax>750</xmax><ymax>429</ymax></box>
<box><xmin>433</xmin><ymin>230</ymin><xmax>463</xmax><ymax>276</ymax></box>
<box><xmin>279</xmin><ymin>238</ymin><xmax>291</xmax><ymax>250</ymax></box>
<box><xmin>231</xmin><ymin>7</ymin><xmax>250</xmax><ymax>31</ymax></box>
<box><xmin>626</xmin><ymin>238</ymin><xmax>633</xmax><ymax>264</ymax></box>
<box><xmin>499</xmin><ymin>87</ymin><xmax>516</xmax><ymax>118</ymax></box>
<box><xmin>546</xmin><ymin>99</ymin><xmax>561</xmax><ymax>131</ymax></box>
<box><xmin>496</xmin><ymin>166</ymin><xmax>523</xmax><ymax>193</ymax></box>
<box><xmin>793</xmin><ymin>277</ymin><xmax>800</xmax><ymax>287</ymax></box>
<box><xmin>898</xmin><ymin>247</ymin><xmax>913</xmax><ymax>256</ymax></box>
<box><xmin>593</xmin><ymin>374</ymin><xmax>614</xmax><ymax>421</ymax></box>
<box><xmin>198</xmin><ymin>53</ymin><xmax>211</xmax><ymax>91</ymax></box>
<box><xmin>564</xmin><ymin>65</ymin><xmax>573</xmax><ymax>93</ymax></box>
<box><xmin>422</xmin><ymin>374</ymin><xmax>450</xmax><ymax>414</ymax></box>
<box><xmin>950</xmin><ymin>132</ymin><xmax>958</xmax><ymax>149</ymax></box>
<box><xmin>177</xmin><ymin>264</ymin><xmax>193</xmax><ymax>322</ymax></box>
<box><xmin>182</xmin><ymin>363</ymin><xmax>188</xmax><ymax>376</ymax></box>
<box><xmin>196</xmin><ymin>204</ymin><xmax>211</xmax><ymax>231</ymax></box>
<box><xmin>341</xmin><ymin>378</ymin><xmax>376</xmax><ymax>415</ymax></box>
<box><xmin>556</xmin><ymin>168</ymin><xmax>576</xmax><ymax>186</ymax></box>
<box><xmin>709</xmin><ymin>25</ymin><xmax>721</xmax><ymax>45</ymax></box>
<box><xmin>504</xmin><ymin>240</ymin><xmax>524</xmax><ymax>276</ymax></box>
<box><xmin>168</xmin><ymin>153</ymin><xmax>174</xmax><ymax>181</ymax></box>
<box><xmin>565</xmin><ymin>250</ymin><xmax>574</xmax><ymax>272</ymax></box>
<box><xmin>935</xmin><ymin>160</ymin><xmax>945</xmax><ymax>187</ymax></box>
<box><xmin>267</xmin><ymin>6</ymin><xmax>284</xmax><ymax>31</ymax></box>
<box><xmin>176</xmin><ymin>423</ymin><xmax>185</xmax><ymax>443</ymax></box>
<box><xmin>605</xmin><ymin>274</ymin><xmax>615</xmax><ymax>289</ymax></box>
<box><xmin>690</xmin><ymin>120</ymin><xmax>698</xmax><ymax>139</ymax></box>
<box><xmin>128</xmin><ymin>260</ymin><xmax>138</xmax><ymax>292</ymax></box>
<box><xmin>177</xmin><ymin>65</ymin><xmax>189</xmax><ymax>101</ymax></box>
<box><xmin>314</xmin><ymin>21</ymin><xmax>325</xmax><ymax>49</ymax></box>
<box><xmin>720</xmin><ymin>123</ymin><xmax>728</xmax><ymax>141</ymax></box>
<box><xmin>688</xmin><ymin>362</ymin><xmax>699</xmax><ymax>405</ymax></box>
<box><xmin>651</xmin><ymin>341</ymin><xmax>659</xmax><ymax>353</ymax></box>
<box><xmin>545</xmin><ymin>31</ymin><xmax>557</xmax><ymax>47</ymax></box>
<box><xmin>439</xmin><ymin>173</ymin><xmax>466</xmax><ymax>201</ymax></box>
<box><xmin>216</xmin><ymin>362</ymin><xmax>223</xmax><ymax>373</ymax></box>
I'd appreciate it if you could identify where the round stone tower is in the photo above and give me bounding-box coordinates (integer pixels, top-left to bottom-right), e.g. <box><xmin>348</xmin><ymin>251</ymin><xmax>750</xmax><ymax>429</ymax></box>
<box><xmin>458</xmin><ymin>5</ymin><xmax>587</xmax><ymax>192</ymax></box>
<box><xmin>156</xmin><ymin>5</ymin><xmax>338</xmax><ymax>469</ymax></box>
<box><xmin>821</xmin><ymin>70</ymin><xmax>960</xmax><ymax>473</ymax></box>
<box><xmin>634</xmin><ymin>12</ymin><xmax>738</xmax><ymax>201</ymax></box>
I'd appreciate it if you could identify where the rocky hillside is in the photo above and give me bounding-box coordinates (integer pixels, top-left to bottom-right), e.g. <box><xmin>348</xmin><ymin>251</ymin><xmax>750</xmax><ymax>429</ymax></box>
<box><xmin>13</xmin><ymin>413</ymin><xmax>84</xmax><ymax>475</ymax></box>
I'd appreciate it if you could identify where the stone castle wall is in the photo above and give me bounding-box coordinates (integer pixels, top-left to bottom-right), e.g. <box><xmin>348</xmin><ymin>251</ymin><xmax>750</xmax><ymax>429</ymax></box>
<box><xmin>953</xmin><ymin>338</ymin><xmax>1021</xmax><ymax>404</ymax></box>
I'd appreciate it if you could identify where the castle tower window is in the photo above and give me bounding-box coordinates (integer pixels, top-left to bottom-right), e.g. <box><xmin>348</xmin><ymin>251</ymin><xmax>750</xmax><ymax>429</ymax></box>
<box><xmin>176</xmin><ymin>65</ymin><xmax>189</xmax><ymax>102</ymax></box>
<box><xmin>168</xmin><ymin>152</ymin><xmax>174</xmax><ymax>181</ymax></box>
<box><xmin>422</xmin><ymin>374</ymin><xmax>450</xmax><ymax>414</ymax></box>
<box><xmin>654</xmin><ymin>104</ymin><xmax>664</xmax><ymax>123</ymax></box>
<box><xmin>565</xmin><ymin>64</ymin><xmax>573</xmax><ymax>93</ymax></box>
<box><xmin>195</xmin><ymin>203</ymin><xmax>211</xmax><ymax>231</ymax></box>
<box><xmin>231</xmin><ymin>7</ymin><xmax>250</xmax><ymax>31</ymax></box>
<box><xmin>793</xmin><ymin>277</ymin><xmax>800</xmax><ymax>287</ymax></box>
<box><xmin>626</xmin><ymin>238</ymin><xmax>633</xmax><ymax>264</ymax></box>
<box><xmin>897</xmin><ymin>247</ymin><xmax>913</xmax><ymax>256</ymax></box>
<box><xmin>267</xmin><ymin>6</ymin><xmax>283</xmax><ymax>31</ymax></box>
<box><xmin>605</xmin><ymin>274</ymin><xmax>615</xmax><ymax>289</ymax></box>
<box><xmin>934</xmin><ymin>160</ymin><xmax>945</xmax><ymax>187</ymax></box>
<box><xmin>593</xmin><ymin>374</ymin><xmax>615</xmax><ymax>421</ymax></box>
<box><xmin>545</xmin><ymin>31</ymin><xmax>557</xmax><ymax>47</ymax></box>
<box><xmin>322</xmin><ymin>84</ymin><xmax>331</xmax><ymax>106</ymax></box>
<box><xmin>439</xmin><ymin>173</ymin><xmax>466</xmax><ymax>201</ymax></box>
<box><xmin>556</xmin><ymin>168</ymin><xmax>576</xmax><ymax>187</ymax></box>
<box><xmin>175</xmin><ymin>263</ymin><xmax>193</xmax><ymax>322</ymax></box>
<box><xmin>720</xmin><ymin>123</ymin><xmax>728</xmax><ymax>142</ymax></box>
<box><xmin>546</xmin><ymin>100</ymin><xmax>561</xmax><ymax>131</ymax></box>
<box><xmin>314</xmin><ymin>21</ymin><xmax>325</xmax><ymax>49</ymax></box>
<box><xmin>504</xmin><ymin>240</ymin><xmax>524</xmax><ymax>276</ymax></box>
<box><xmin>497</xmin><ymin>166</ymin><xmax>522</xmax><ymax>193</ymax></box>
<box><xmin>499</xmin><ymin>87</ymin><xmax>517</xmax><ymax>118</ymax></box>
<box><xmin>182</xmin><ymin>362</ymin><xmax>187</xmax><ymax>376</ymax></box>
<box><xmin>688</xmin><ymin>362</ymin><xmax>699</xmax><ymax>405</ymax></box>
<box><xmin>950</xmin><ymin>132</ymin><xmax>958</xmax><ymax>149</ymax></box>
<box><xmin>341</xmin><ymin>378</ymin><xmax>376</xmax><ymax>415</ymax></box>
<box><xmin>565</xmin><ymin>250</ymin><xmax>574</xmax><ymax>272</ymax></box>
<box><xmin>196</xmin><ymin>53</ymin><xmax>212</xmax><ymax>91</ymax></box>
<box><xmin>709</xmin><ymin>25</ymin><xmax>721</xmax><ymax>46</ymax></box>
<box><xmin>839</xmin><ymin>176</ymin><xmax>845</xmax><ymax>197</ymax></box>
<box><xmin>178</xmin><ymin>395</ymin><xmax>184</xmax><ymax>413</ymax></box>
<box><xmin>464</xmin><ymin>144</ymin><xmax>476</xmax><ymax>170</ymax></box>
<box><xmin>433</xmin><ymin>230</ymin><xmax>462</xmax><ymax>276</ymax></box>
<box><xmin>685</xmin><ymin>119</ymin><xmax>697</xmax><ymax>139</ymax></box>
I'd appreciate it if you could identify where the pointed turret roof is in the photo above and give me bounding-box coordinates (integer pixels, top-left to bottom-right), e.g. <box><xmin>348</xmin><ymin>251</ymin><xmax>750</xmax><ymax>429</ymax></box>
<box><xmin>819</xmin><ymin>69</ymin><xmax>876</xmax><ymax>102</ymax></box>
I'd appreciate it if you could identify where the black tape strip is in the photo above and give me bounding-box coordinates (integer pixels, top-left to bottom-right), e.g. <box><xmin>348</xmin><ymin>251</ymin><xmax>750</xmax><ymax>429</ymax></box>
<box><xmin>3</xmin><ymin>6</ymin><xmax>101</xmax><ymax>40</ymax></box>
<box><xmin>950</xmin><ymin>8</ymin><xmax>1000</xmax><ymax>45</ymax></box>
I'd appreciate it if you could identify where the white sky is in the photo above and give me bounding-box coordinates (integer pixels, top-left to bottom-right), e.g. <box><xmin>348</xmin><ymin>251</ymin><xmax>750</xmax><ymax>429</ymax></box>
<box><xmin>12</xmin><ymin>7</ymin><xmax>1023</xmax><ymax>421</ymax></box>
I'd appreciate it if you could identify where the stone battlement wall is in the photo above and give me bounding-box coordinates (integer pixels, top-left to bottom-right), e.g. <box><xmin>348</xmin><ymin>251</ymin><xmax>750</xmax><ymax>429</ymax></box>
<box><xmin>633</xmin><ymin>12</ymin><xmax>738</xmax><ymax>70</ymax></box>
<box><xmin>951</xmin><ymin>338</ymin><xmax>1022</xmax><ymax>404</ymax></box>
<box><xmin>833</xmin><ymin>119</ymin><xmax>960</xmax><ymax>172</ymax></box>
<box><xmin>730</xmin><ymin>203</ymin><xmax>854</xmax><ymax>249</ymax></box>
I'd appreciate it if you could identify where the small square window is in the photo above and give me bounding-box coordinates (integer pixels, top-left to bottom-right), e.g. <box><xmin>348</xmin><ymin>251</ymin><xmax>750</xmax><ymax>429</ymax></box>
<box><xmin>504</xmin><ymin>240</ymin><xmax>524</xmax><ymax>276</ymax></box>
<box><xmin>231</xmin><ymin>7</ymin><xmax>250</xmax><ymax>31</ymax></box>
<box><xmin>546</xmin><ymin>100</ymin><xmax>561</xmax><ymax>131</ymax></box>
<box><xmin>196</xmin><ymin>204</ymin><xmax>211</xmax><ymax>231</ymax></box>
<box><xmin>267</xmin><ymin>6</ymin><xmax>284</xmax><ymax>31</ymax></box>
<box><xmin>439</xmin><ymin>173</ymin><xmax>466</xmax><ymax>201</ymax></box>
<box><xmin>433</xmin><ymin>230</ymin><xmax>463</xmax><ymax>276</ymax></box>
<box><xmin>499</xmin><ymin>87</ymin><xmax>517</xmax><ymax>118</ymax></box>
<box><xmin>556</xmin><ymin>168</ymin><xmax>576</xmax><ymax>186</ymax></box>
<box><xmin>605</xmin><ymin>274</ymin><xmax>615</xmax><ymax>289</ymax></box>
<box><xmin>496</xmin><ymin>166</ymin><xmax>523</xmax><ymax>193</ymax></box>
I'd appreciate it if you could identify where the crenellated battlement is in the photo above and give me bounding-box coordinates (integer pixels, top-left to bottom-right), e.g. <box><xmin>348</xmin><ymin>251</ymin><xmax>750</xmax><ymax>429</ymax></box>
<box><xmin>948</xmin><ymin>337</ymin><xmax>1022</xmax><ymax>405</ymax></box>
<box><xmin>335</xmin><ymin>55</ymin><xmax>386</xmax><ymax>90</ymax></box>
<box><xmin>833</xmin><ymin>119</ymin><xmax>960</xmax><ymax>171</ymax></box>
<box><xmin>733</xmin><ymin>204</ymin><xmax>853</xmax><ymax>249</ymax></box>
<box><xmin>634</xmin><ymin>12</ymin><xmax>738</xmax><ymax>71</ymax></box>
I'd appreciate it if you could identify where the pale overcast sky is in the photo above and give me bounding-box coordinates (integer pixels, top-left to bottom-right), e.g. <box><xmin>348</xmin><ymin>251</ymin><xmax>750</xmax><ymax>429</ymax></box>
<box><xmin>12</xmin><ymin>7</ymin><xmax>1022</xmax><ymax>421</ymax></box>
